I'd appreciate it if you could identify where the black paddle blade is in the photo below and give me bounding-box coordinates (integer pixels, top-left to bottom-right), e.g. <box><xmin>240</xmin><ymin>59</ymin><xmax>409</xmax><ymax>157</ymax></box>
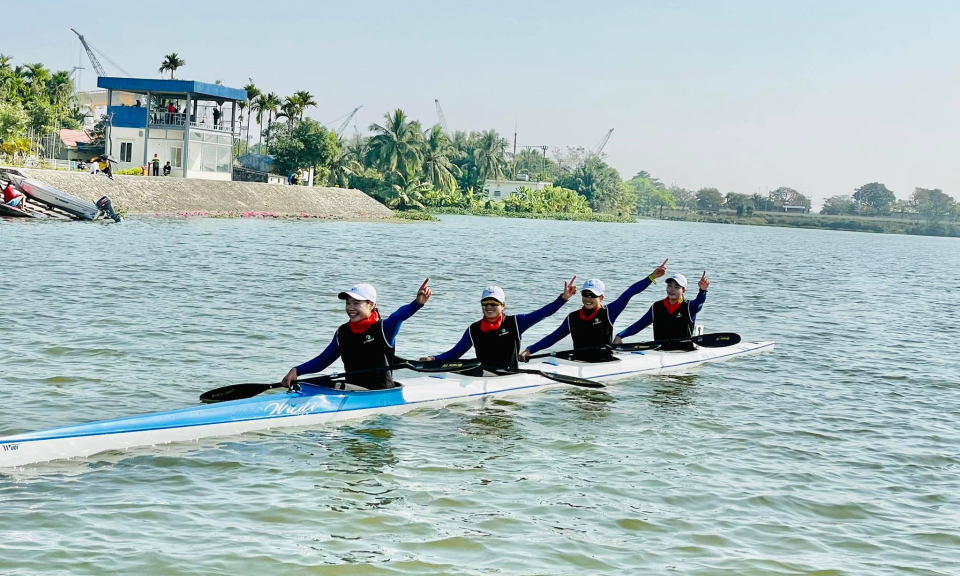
<box><xmin>536</xmin><ymin>371</ymin><xmax>605</xmax><ymax>388</ymax></box>
<box><xmin>692</xmin><ymin>332</ymin><xmax>741</xmax><ymax>347</ymax></box>
<box><xmin>199</xmin><ymin>383</ymin><xmax>281</xmax><ymax>403</ymax></box>
<box><xmin>407</xmin><ymin>359</ymin><xmax>482</xmax><ymax>373</ymax></box>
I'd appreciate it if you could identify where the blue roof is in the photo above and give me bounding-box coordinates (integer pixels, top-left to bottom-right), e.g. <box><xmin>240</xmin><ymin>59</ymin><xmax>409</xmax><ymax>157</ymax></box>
<box><xmin>97</xmin><ymin>77</ymin><xmax>247</xmax><ymax>102</ymax></box>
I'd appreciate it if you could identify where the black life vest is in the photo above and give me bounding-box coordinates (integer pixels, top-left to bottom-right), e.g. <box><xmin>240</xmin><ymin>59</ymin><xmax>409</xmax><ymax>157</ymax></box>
<box><xmin>469</xmin><ymin>315</ymin><xmax>520</xmax><ymax>370</ymax></box>
<box><xmin>335</xmin><ymin>320</ymin><xmax>396</xmax><ymax>389</ymax></box>
<box><xmin>651</xmin><ymin>299</ymin><xmax>695</xmax><ymax>351</ymax></box>
<box><xmin>566</xmin><ymin>307</ymin><xmax>615</xmax><ymax>361</ymax></box>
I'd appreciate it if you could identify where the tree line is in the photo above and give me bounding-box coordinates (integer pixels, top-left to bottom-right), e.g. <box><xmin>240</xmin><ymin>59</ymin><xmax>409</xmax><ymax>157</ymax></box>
<box><xmin>821</xmin><ymin>183</ymin><xmax>957</xmax><ymax>222</ymax></box>
<box><xmin>0</xmin><ymin>55</ymin><xmax>85</xmax><ymax>159</ymax></box>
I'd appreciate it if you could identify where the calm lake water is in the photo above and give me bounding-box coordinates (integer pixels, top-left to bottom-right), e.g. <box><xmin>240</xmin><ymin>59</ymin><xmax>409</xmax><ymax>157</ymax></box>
<box><xmin>1</xmin><ymin>215</ymin><xmax>958</xmax><ymax>575</ymax></box>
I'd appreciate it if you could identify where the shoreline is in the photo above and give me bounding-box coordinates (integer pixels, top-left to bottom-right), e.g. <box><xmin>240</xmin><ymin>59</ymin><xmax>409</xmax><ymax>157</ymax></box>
<box><xmin>1</xmin><ymin>167</ymin><xmax>394</xmax><ymax>220</ymax></box>
<box><xmin>651</xmin><ymin>211</ymin><xmax>960</xmax><ymax>238</ymax></box>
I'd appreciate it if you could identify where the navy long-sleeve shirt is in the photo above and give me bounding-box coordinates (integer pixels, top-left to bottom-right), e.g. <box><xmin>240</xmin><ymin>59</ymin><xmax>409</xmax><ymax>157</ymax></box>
<box><xmin>616</xmin><ymin>290</ymin><xmax>708</xmax><ymax>340</ymax></box>
<box><xmin>295</xmin><ymin>301</ymin><xmax>423</xmax><ymax>375</ymax></box>
<box><xmin>434</xmin><ymin>295</ymin><xmax>569</xmax><ymax>361</ymax></box>
<box><xmin>526</xmin><ymin>277</ymin><xmax>655</xmax><ymax>354</ymax></box>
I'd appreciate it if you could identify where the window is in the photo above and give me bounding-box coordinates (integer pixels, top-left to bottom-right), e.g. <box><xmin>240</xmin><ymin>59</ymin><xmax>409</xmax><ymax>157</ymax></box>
<box><xmin>493</xmin><ymin>190</ymin><xmax>501</xmax><ymax>198</ymax></box>
<box><xmin>169</xmin><ymin>146</ymin><xmax>183</xmax><ymax>168</ymax></box>
<box><xmin>120</xmin><ymin>142</ymin><xmax>133</xmax><ymax>162</ymax></box>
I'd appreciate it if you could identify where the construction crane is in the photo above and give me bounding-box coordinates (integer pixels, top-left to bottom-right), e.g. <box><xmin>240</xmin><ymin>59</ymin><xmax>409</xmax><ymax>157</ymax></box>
<box><xmin>71</xmin><ymin>28</ymin><xmax>132</xmax><ymax>78</ymax></box>
<box><xmin>434</xmin><ymin>99</ymin><xmax>450</xmax><ymax>133</ymax></box>
<box><xmin>71</xmin><ymin>29</ymin><xmax>105</xmax><ymax>77</ymax></box>
<box><xmin>336</xmin><ymin>106</ymin><xmax>362</xmax><ymax>135</ymax></box>
<box><xmin>593</xmin><ymin>128</ymin><xmax>614</xmax><ymax>155</ymax></box>
<box><xmin>323</xmin><ymin>106</ymin><xmax>363</xmax><ymax>135</ymax></box>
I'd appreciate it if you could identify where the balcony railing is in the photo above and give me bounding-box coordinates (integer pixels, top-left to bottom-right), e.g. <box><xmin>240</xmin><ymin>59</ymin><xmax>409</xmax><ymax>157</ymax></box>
<box><xmin>149</xmin><ymin>113</ymin><xmax>238</xmax><ymax>134</ymax></box>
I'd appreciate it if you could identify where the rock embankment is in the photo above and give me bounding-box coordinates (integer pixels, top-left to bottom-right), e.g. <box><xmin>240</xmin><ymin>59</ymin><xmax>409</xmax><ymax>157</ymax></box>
<box><xmin>3</xmin><ymin>168</ymin><xmax>393</xmax><ymax>218</ymax></box>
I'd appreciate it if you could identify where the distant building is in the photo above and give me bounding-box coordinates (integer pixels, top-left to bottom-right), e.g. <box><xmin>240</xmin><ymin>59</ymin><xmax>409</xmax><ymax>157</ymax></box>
<box><xmin>97</xmin><ymin>77</ymin><xmax>247</xmax><ymax>180</ymax></box>
<box><xmin>483</xmin><ymin>178</ymin><xmax>552</xmax><ymax>199</ymax></box>
<box><xmin>779</xmin><ymin>205</ymin><xmax>809</xmax><ymax>214</ymax></box>
<box><xmin>55</xmin><ymin>129</ymin><xmax>101</xmax><ymax>162</ymax></box>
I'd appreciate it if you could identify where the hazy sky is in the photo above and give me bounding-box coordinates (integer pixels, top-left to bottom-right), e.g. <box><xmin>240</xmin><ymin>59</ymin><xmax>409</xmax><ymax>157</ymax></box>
<box><xmin>6</xmin><ymin>0</ymin><xmax>959</xmax><ymax>204</ymax></box>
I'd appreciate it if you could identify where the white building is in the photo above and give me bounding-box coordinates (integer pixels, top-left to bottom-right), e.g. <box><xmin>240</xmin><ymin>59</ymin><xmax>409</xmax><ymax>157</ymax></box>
<box><xmin>98</xmin><ymin>77</ymin><xmax>246</xmax><ymax>180</ymax></box>
<box><xmin>483</xmin><ymin>178</ymin><xmax>552</xmax><ymax>199</ymax></box>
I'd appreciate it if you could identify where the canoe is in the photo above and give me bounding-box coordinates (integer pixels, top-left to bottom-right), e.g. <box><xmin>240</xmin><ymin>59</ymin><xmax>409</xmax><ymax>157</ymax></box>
<box><xmin>10</xmin><ymin>176</ymin><xmax>100</xmax><ymax>220</ymax></box>
<box><xmin>0</xmin><ymin>341</ymin><xmax>774</xmax><ymax>468</ymax></box>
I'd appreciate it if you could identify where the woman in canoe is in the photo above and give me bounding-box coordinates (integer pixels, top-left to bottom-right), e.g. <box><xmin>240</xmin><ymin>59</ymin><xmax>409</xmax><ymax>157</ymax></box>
<box><xmin>421</xmin><ymin>277</ymin><xmax>578</xmax><ymax>371</ymax></box>
<box><xmin>281</xmin><ymin>279</ymin><xmax>433</xmax><ymax>390</ymax></box>
<box><xmin>613</xmin><ymin>271</ymin><xmax>710</xmax><ymax>350</ymax></box>
<box><xmin>519</xmin><ymin>260</ymin><xmax>669</xmax><ymax>362</ymax></box>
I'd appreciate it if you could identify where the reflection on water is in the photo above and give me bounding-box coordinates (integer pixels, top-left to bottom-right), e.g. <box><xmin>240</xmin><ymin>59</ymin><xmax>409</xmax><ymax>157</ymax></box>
<box><xmin>647</xmin><ymin>374</ymin><xmax>701</xmax><ymax>411</ymax></box>
<box><xmin>329</xmin><ymin>422</ymin><xmax>399</xmax><ymax>475</ymax></box>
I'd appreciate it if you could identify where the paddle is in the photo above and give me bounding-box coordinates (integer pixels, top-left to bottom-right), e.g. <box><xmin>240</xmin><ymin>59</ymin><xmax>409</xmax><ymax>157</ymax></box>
<box><xmin>199</xmin><ymin>358</ymin><xmax>482</xmax><ymax>403</ymax></box>
<box><xmin>615</xmin><ymin>332</ymin><xmax>741</xmax><ymax>352</ymax></box>
<box><xmin>526</xmin><ymin>332</ymin><xmax>742</xmax><ymax>361</ymax></box>
<box><xmin>478</xmin><ymin>366</ymin><xmax>605</xmax><ymax>389</ymax></box>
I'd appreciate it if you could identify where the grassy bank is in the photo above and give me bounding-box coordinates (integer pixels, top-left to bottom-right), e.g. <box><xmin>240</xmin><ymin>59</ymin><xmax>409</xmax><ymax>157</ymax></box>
<box><xmin>417</xmin><ymin>207</ymin><xmax>635</xmax><ymax>223</ymax></box>
<box><xmin>657</xmin><ymin>210</ymin><xmax>960</xmax><ymax>238</ymax></box>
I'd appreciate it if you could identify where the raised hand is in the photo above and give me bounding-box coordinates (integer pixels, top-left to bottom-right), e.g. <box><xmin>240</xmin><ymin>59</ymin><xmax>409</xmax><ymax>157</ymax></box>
<box><xmin>562</xmin><ymin>275</ymin><xmax>578</xmax><ymax>301</ymax></box>
<box><xmin>698</xmin><ymin>271</ymin><xmax>710</xmax><ymax>291</ymax></box>
<box><xmin>652</xmin><ymin>258</ymin><xmax>668</xmax><ymax>279</ymax></box>
<box><xmin>416</xmin><ymin>278</ymin><xmax>433</xmax><ymax>305</ymax></box>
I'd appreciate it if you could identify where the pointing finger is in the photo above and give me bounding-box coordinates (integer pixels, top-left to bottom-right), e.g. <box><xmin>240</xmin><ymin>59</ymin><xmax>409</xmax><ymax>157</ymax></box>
<box><xmin>420</xmin><ymin>278</ymin><xmax>430</xmax><ymax>291</ymax></box>
<box><xmin>701</xmin><ymin>271</ymin><xmax>707</xmax><ymax>280</ymax></box>
<box><xmin>661</xmin><ymin>258</ymin><xmax>668</xmax><ymax>267</ymax></box>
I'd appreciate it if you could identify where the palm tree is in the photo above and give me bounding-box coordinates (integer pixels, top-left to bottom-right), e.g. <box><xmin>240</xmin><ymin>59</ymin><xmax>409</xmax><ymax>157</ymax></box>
<box><xmin>243</xmin><ymin>80</ymin><xmax>261</xmax><ymax>151</ymax></box>
<box><xmin>344</xmin><ymin>133</ymin><xmax>369</xmax><ymax>167</ymax></box>
<box><xmin>422</xmin><ymin>124</ymin><xmax>462</xmax><ymax>192</ymax></box>
<box><xmin>278</xmin><ymin>98</ymin><xmax>299</xmax><ymax>123</ymax></box>
<box><xmin>252</xmin><ymin>95</ymin><xmax>269</xmax><ymax>149</ymax></box>
<box><xmin>328</xmin><ymin>136</ymin><xmax>363</xmax><ymax>188</ymax></box>
<box><xmin>0</xmin><ymin>54</ymin><xmax>12</xmax><ymax>71</ymax></box>
<box><xmin>367</xmin><ymin>109</ymin><xmax>423</xmax><ymax>180</ymax></box>
<box><xmin>262</xmin><ymin>92</ymin><xmax>282</xmax><ymax>150</ymax></box>
<box><xmin>24</xmin><ymin>63</ymin><xmax>51</xmax><ymax>92</ymax></box>
<box><xmin>289</xmin><ymin>90</ymin><xmax>316</xmax><ymax>121</ymax></box>
<box><xmin>158</xmin><ymin>53</ymin><xmax>186</xmax><ymax>79</ymax></box>
<box><xmin>473</xmin><ymin>129</ymin><xmax>508</xmax><ymax>183</ymax></box>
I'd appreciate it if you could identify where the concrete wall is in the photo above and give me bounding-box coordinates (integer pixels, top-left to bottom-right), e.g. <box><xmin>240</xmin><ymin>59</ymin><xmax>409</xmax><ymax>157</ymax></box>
<box><xmin>3</xmin><ymin>168</ymin><xmax>394</xmax><ymax>218</ymax></box>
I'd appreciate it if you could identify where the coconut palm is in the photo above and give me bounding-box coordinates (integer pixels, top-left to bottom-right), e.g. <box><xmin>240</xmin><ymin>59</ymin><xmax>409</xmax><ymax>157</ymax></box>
<box><xmin>367</xmin><ymin>109</ymin><xmax>423</xmax><ymax>180</ymax></box>
<box><xmin>0</xmin><ymin>54</ymin><xmax>12</xmax><ymax>70</ymax></box>
<box><xmin>473</xmin><ymin>129</ymin><xmax>508</xmax><ymax>183</ymax></box>
<box><xmin>278</xmin><ymin>98</ymin><xmax>299</xmax><ymax>123</ymax></box>
<box><xmin>158</xmin><ymin>53</ymin><xmax>186</xmax><ymax>79</ymax></box>
<box><xmin>344</xmin><ymin>133</ymin><xmax>369</xmax><ymax>167</ymax></box>
<box><xmin>328</xmin><ymin>136</ymin><xmax>363</xmax><ymax>188</ymax></box>
<box><xmin>422</xmin><ymin>124</ymin><xmax>462</xmax><ymax>192</ymax></box>
<box><xmin>261</xmin><ymin>92</ymin><xmax>282</xmax><ymax>151</ymax></box>
<box><xmin>386</xmin><ymin>172</ymin><xmax>431</xmax><ymax>209</ymax></box>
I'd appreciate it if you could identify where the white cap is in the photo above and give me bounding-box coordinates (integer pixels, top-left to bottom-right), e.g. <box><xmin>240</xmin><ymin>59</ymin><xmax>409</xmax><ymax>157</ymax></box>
<box><xmin>665</xmin><ymin>274</ymin><xmax>687</xmax><ymax>289</ymax></box>
<box><xmin>338</xmin><ymin>283</ymin><xmax>377</xmax><ymax>303</ymax></box>
<box><xmin>581</xmin><ymin>279</ymin><xmax>605</xmax><ymax>296</ymax></box>
<box><xmin>480</xmin><ymin>286</ymin><xmax>506</xmax><ymax>303</ymax></box>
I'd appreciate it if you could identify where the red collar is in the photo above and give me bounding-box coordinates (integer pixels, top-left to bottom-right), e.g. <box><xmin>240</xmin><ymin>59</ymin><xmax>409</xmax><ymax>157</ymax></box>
<box><xmin>579</xmin><ymin>305</ymin><xmax>602</xmax><ymax>321</ymax></box>
<box><xmin>479</xmin><ymin>314</ymin><xmax>504</xmax><ymax>333</ymax></box>
<box><xmin>663</xmin><ymin>297</ymin><xmax>684</xmax><ymax>315</ymax></box>
<box><xmin>348</xmin><ymin>310</ymin><xmax>380</xmax><ymax>334</ymax></box>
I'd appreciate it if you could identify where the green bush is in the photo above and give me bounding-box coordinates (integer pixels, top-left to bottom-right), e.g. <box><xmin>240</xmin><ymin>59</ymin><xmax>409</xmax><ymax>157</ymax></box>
<box><xmin>116</xmin><ymin>167</ymin><xmax>144</xmax><ymax>175</ymax></box>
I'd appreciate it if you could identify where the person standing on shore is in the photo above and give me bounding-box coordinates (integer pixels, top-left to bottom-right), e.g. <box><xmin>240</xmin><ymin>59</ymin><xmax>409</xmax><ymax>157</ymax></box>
<box><xmin>520</xmin><ymin>260</ymin><xmax>669</xmax><ymax>362</ymax></box>
<box><xmin>280</xmin><ymin>279</ymin><xmax>433</xmax><ymax>390</ymax></box>
<box><xmin>421</xmin><ymin>278</ymin><xmax>578</xmax><ymax>371</ymax></box>
<box><xmin>151</xmin><ymin>154</ymin><xmax>161</xmax><ymax>176</ymax></box>
<box><xmin>614</xmin><ymin>272</ymin><xmax>710</xmax><ymax>350</ymax></box>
